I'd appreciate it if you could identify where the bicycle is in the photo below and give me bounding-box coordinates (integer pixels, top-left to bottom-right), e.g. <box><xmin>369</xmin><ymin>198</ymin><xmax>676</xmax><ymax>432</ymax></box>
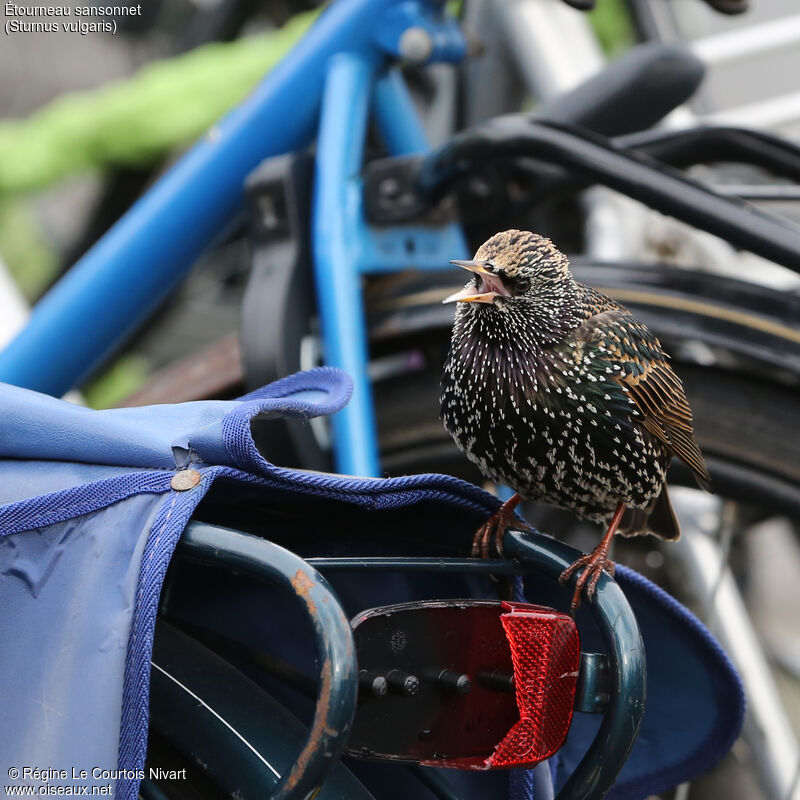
<box><xmin>1</xmin><ymin>0</ymin><xmax>796</xmax><ymax>797</ymax></box>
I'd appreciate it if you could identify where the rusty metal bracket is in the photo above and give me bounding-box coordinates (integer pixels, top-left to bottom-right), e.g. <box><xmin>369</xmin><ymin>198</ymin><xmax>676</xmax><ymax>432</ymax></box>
<box><xmin>176</xmin><ymin>522</ymin><xmax>359</xmax><ymax>800</ymax></box>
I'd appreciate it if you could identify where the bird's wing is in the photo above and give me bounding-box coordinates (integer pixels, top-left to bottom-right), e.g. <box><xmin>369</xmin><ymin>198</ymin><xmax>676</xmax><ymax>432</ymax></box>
<box><xmin>573</xmin><ymin>306</ymin><xmax>711</xmax><ymax>489</ymax></box>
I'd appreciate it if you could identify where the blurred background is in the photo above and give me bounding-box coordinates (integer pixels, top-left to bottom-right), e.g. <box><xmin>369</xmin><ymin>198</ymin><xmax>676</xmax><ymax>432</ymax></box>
<box><xmin>2</xmin><ymin>1</ymin><xmax>800</xmax><ymax>798</ymax></box>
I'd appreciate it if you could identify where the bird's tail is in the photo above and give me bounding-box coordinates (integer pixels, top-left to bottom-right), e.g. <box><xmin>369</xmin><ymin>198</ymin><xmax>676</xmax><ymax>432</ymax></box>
<box><xmin>618</xmin><ymin>484</ymin><xmax>680</xmax><ymax>541</ymax></box>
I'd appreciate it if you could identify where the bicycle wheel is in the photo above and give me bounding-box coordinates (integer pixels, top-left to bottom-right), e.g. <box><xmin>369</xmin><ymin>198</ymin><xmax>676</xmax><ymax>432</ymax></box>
<box><xmin>369</xmin><ymin>259</ymin><xmax>800</xmax><ymax>800</ymax></box>
<box><xmin>372</xmin><ymin>262</ymin><xmax>800</xmax><ymax>503</ymax></box>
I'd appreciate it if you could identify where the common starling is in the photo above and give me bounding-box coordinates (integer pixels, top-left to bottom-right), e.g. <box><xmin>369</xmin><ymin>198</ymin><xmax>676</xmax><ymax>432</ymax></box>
<box><xmin>441</xmin><ymin>230</ymin><xmax>710</xmax><ymax>612</ymax></box>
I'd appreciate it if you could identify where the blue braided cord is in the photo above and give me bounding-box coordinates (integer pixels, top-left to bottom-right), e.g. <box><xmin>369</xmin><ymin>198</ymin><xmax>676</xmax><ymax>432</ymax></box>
<box><xmin>116</xmin><ymin>477</ymin><xmax>215</xmax><ymax>800</ymax></box>
<box><xmin>509</xmin><ymin>767</ymin><xmax>537</xmax><ymax>800</ymax></box>
<box><xmin>0</xmin><ymin>471</ymin><xmax>172</xmax><ymax>538</ymax></box>
<box><xmin>234</xmin><ymin>365</ymin><xmax>353</xmax><ymax>404</ymax></box>
<box><xmin>220</xmin><ymin>392</ymin><xmax>502</xmax><ymax>512</ymax></box>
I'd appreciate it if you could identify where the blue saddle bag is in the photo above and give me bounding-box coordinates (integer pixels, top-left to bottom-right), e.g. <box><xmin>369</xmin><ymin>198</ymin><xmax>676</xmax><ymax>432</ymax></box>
<box><xmin>0</xmin><ymin>368</ymin><xmax>743</xmax><ymax>799</ymax></box>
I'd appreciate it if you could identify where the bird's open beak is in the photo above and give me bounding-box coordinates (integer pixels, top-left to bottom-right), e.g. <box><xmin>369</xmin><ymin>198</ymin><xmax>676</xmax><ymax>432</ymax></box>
<box><xmin>443</xmin><ymin>259</ymin><xmax>509</xmax><ymax>304</ymax></box>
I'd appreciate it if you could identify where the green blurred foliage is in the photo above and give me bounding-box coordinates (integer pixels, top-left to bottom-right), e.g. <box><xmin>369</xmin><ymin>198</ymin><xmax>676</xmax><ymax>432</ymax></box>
<box><xmin>588</xmin><ymin>0</ymin><xmax>635</xmax><ymax>58</ymax></box>
<box><xmin>82</xmin><ymin>353</ymin><xmax>150</xmax><ymax>409</ymax></box>
<box><xmin>0</xmin><ymin>9</ymin><xmax>319</xmax><ymax>195</ymax></box>
<box><xmin>0</xmin><ymin>201</ymin><xmax>58</xmax><ymax>301</ymax></box>
<box><xmin>0</xmin><ymin>9</ymin><xmax>319</xmax><ymax>403</ymax></box>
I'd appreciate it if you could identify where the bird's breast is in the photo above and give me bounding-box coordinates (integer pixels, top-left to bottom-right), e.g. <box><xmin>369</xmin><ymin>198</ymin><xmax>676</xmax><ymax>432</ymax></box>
<box><xmin>442</xmin><ymin>340</ymin><xmax>668</xmax><ymax>516</ymax></box>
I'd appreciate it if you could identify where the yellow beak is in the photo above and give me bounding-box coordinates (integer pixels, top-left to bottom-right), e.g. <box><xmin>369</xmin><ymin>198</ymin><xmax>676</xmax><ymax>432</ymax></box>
<box><xmin>443</xmin><ymin>259</ymin><xmax>507</xmax><ymax>304</ymax></box>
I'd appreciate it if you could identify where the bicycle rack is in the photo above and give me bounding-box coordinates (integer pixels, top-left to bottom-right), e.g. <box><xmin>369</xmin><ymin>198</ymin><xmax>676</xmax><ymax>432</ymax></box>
<box><xmin>154</xmin><ymin>521</ymin><xmax>646</xmax><ymax>800</ymax></box>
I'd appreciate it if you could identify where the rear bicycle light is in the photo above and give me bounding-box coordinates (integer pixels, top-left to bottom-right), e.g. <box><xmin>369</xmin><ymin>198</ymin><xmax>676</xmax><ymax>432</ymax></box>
<box><xmin>346</xmin><ymin>600</ymin><xmax>580</xmax><ymax>769</ymax></box>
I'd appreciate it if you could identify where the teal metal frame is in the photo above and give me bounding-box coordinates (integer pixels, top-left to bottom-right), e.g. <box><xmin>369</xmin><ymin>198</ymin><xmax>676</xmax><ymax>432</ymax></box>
<box><xmin>166</xmin><ymin>521</ymin><xmax>646</xmax><ymax>800</ymax></box>
<box><xmin>177</xmin><ymin>523</ymin><xmax>360</xmax><ymax>800</ymax></box>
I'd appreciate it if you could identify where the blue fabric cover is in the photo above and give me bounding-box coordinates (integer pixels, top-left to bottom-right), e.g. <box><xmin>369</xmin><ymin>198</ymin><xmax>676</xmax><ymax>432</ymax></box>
<box><xmin>0</xmin><ymin>368</ymin><xmax>743</xmax><ymax>799</ymax></box>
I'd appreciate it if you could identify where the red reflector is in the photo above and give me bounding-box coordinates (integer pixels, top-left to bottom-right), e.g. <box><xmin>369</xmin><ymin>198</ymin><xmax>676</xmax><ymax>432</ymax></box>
<box><xmin>431</xmin><ymin>603</ymin><xmax>579</xmax><ymax>769</ymax></box>
<box><xmin>348</xmin><ymin>600</ymin><xmax>579</xmax><ymax>770</ymax></box>
<box><xmin>488</xmin><ymin>602</ymin><xmax>580</xmax><ymax>767</ymax></box>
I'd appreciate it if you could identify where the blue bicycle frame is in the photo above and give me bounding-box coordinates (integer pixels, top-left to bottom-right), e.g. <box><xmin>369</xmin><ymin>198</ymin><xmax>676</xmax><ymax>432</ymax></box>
<box><xmin>0</xmin><ymin>9</ymin><xmax>657</xmax><ymax>795</ymax></box>
<box><xmin>0</xmin><ymin>0</ymin><xmax>469</xmax><ymax>477</ymax></box>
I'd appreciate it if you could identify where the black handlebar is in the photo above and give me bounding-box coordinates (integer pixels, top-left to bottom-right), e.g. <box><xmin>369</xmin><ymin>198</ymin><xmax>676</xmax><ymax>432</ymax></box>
<box><xmin>416</xmin><ymin>115</ymin><xmax>800</xmax><ymax>272</ymax></box>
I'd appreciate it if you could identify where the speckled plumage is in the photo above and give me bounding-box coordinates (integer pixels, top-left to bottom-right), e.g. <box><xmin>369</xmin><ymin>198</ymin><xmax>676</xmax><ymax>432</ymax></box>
<box><xmin>441</xmin><ymin>230</ymin><xmax>710</xmax><ymax>539</ymax></box>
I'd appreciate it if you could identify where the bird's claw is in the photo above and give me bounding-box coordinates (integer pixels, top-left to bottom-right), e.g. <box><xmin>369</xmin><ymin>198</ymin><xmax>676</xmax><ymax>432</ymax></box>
<box><xmin>559</xmin><ymin>552</ymin><xmax>616</xmax><ymax>615</ymax></box>
<box><xmin>471</xmin><ymin>515</ymin><xmax>506</xmax><ymax>559</ymax></box>
<box><xmin>471</xmin><ymin>502</ymin><xmax>527</xmax><ymax>559</ymax></box>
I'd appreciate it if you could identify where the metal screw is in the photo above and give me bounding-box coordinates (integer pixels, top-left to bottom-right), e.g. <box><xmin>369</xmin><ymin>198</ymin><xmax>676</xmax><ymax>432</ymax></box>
<box><xmin>437</xmin><ymin>669</ymin><xmax>471</xmax><ymax>694</ymax></box>
<box><xmin>386</xmin><ymin>669</ymin><xmax>420</xmax><ymax>696</ymax></box>
<box><xmin>378</xmin><ymin>177</ymin><xmax>402</xmax><ymax>199</ymax></box>
<box><xmin>399</xmin><ymin>27</ymin><xmax>434</xmax><ymax>63</ymax></box>
<box><xmin>477</xmin><ymin>669</ymin><xmax>515</xmax><ymax>692</ymax></box>
<box><xmin>359</xmin><ymin>670</ymin><xmax>388</xmax><ymax>697</ymax></box>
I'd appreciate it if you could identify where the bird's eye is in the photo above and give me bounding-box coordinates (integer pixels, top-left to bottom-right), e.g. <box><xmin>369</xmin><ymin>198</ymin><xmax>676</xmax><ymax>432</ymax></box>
<box><xmin>516</xmin><ymin>277</ymin><xmax>531</xmax><ymax>293</ymax></box>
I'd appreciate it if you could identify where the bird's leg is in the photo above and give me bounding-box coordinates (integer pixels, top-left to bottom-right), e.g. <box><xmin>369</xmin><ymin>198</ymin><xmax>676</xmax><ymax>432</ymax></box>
<box><xmin>472</xmin><ymin>493</ymin><xmax>523</xmax><ymax>558</ymax></box>
<box><xmin>560</xmin><ymin>501</ymin><xmax>626</xmax><ymax>614</ymax></box>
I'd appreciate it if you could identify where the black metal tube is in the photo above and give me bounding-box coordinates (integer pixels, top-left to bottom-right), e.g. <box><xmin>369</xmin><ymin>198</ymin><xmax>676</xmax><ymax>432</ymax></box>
<box><xmin>513</xmin><ymin>126</ymin><xmax>800</xmax><ymax>207</ymax></box>
<box><xmin>417</xmin><ymin>116</ymin><xmax>800</xmax><ymax>272</ymax></box>
<box><xmin>618</xmin><ymin>125</ymin><xmax>800</xmax><ymax>185</ymax></box>
<box><xmin>306</xmin><ymin>556</ymin><xmax>526</xmax><ymax>574</ymax></box>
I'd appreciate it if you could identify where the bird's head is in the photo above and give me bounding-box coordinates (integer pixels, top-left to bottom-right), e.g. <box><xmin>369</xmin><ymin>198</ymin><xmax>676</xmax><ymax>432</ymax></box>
<box><xmin>443</xmin><ymin>230</ymin><xmax>575</xmax><ymax>311</ymax></box>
